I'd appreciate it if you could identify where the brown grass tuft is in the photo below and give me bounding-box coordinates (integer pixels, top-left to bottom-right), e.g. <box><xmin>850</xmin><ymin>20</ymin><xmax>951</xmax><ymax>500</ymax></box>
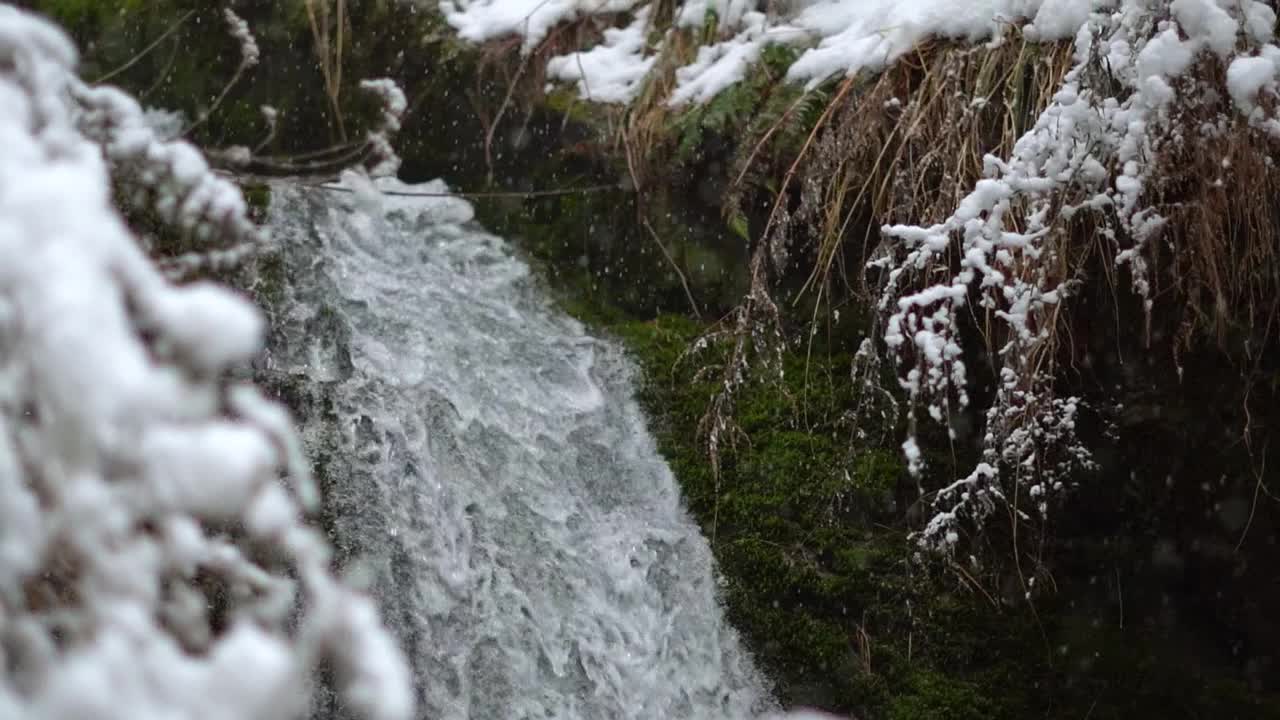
<box><xmin>1147</xmin><ymin>60</ymin><xmax>1280</xmax><ymax>357</ymax></box>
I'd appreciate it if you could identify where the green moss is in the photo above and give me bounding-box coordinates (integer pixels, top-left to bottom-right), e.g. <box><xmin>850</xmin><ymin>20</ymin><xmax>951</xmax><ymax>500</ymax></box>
<box><xmin>543</xmin><ymin>87</ymin><xmax>613</xmax><ymax>126</ymax></box>
<box><xmin>888</xmin><ymin>671</ymin><xmax>989</xmax><ymax>720</ymax></box>
<box><xmin>241</xmin><ymin>183</ymin><xmax>271</xmax><ymax>222</ymax></box>
<box><xmin>550</xmin><ymin>300</ymin><xmax>1280</xmax><ymax>719</ymax></box>
<box><xmin>601</xmin><ymin>314</ymin><xmax>921</xmax><ymax>714</ymax></box>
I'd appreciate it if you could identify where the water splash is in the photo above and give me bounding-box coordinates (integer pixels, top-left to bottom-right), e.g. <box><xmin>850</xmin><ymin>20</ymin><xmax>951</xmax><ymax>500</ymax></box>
<box><xmin>263</xmin><ymin>178</ymin><xmax>776</xmax><ymax>720</ymax></box>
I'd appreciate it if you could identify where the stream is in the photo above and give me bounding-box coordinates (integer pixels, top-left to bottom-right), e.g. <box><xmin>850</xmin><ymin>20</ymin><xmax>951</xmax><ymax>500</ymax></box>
<box><xmin>261</xmin><ymin>177</ymin><xmax>782</xmax><ymax>720</ymax></box>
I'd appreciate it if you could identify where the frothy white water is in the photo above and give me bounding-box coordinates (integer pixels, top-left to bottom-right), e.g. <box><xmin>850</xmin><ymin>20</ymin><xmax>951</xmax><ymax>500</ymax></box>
<box><xmin>262</xmin><ymin>178</ymin><xmax>777</xmax><ymax>720</ymax></box>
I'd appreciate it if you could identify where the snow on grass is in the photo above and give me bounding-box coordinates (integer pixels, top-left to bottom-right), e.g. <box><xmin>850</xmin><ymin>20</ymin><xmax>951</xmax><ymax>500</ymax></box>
<box><xmin>546</xmin><ymin>6</ymin><xmax>657</xmax><ymax>104</ymax></box>
<box><xmin>442</xmin><ymin>0</ymin><xmax>643</xmax><ymax>51</ymax></box>
<box><xmin>442</xmin><ymin>0</ymin><xmax>1099</xmax><ymax>104</ymax></box>
<box><xmin>873</xmin><ymin>0</ymin><xmax>1280</xmax><ymax>549</ymax></box>
<box><xmin>442</xmin><ymin>0</ymin><xmax>1280</xmax><ymax>552</ymax></box>
<box><xmin>669</xmin><ymin>10</ymin><xmax>770</xmax><ymax>106</ymax></box>
<box><xmin>442</xmin><ymin>0</ymin><xmax>1280</xmax><ymax>119</ymax></box>
<box><xmin>1229</xmin><ymin>53</ymin><xmax>1279</xmax><ymax>115</ymax></box>
<box><xmin>784</xmin><ymin>0</ymin><xmax>1087</xmax><ymax>87</ymax></box>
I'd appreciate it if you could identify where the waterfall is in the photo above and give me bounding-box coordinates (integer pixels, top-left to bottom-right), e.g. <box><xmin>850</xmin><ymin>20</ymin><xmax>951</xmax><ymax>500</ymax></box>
<box><xmin>261</xmin><ymin>177</ymin><xmax>777</xmax><ymax>720</ymax></box>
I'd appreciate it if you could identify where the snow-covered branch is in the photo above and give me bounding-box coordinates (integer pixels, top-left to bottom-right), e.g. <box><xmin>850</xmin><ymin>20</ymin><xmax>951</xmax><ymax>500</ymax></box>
<box><xmin>0</xmin><ymin>7</ymin><xmax>411</xmax><ymax>718</ymax></box>
<box><xmin>873</xmin><ymin>0</ymin><xmax>1280</xmax><ymax>550</ymax></box>
<box><xmin>359</xmin><ymin>77</ymin><xmax>409</xmax><ymax>177</ymax></box>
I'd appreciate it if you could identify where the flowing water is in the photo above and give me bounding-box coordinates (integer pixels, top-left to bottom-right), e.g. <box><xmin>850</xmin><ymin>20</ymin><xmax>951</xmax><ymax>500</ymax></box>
<box><xmin>262</xmin><ymin>178</ymin><xmax>777</xmax><ymax>720</ymax></box>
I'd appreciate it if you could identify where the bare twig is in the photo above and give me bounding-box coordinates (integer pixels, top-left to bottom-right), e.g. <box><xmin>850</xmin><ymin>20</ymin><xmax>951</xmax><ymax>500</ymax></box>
<box><xmin>304</xmin><ymin>0</ymin><xmax>348</xmax><ymax>141</ymax></box>
<box><xmin>93</xmin><ymin>9</ymin><xmax>196</xmax><ymax>84</ymax></box>
<box><xmin>643</xmin><ymin>218</ymin><xmax>703</xmax><ymax>320</ymax></box>
<box><xmin>1234</xmin><ymin>440</ymin><xmax>1271</xmax><ymax>553</ymax></box>
<box><xmin>216</xmin><ymin>172</ymin><xmax>626</xmax><ymax>199</ymax></box>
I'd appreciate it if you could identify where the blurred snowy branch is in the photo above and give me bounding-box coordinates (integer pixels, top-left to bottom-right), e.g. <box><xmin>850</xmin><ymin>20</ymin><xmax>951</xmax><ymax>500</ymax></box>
<box><xmin>0</xmin><ymin>7</ymin><xmax>411</xmax><ymax>719</ymax></box>
<box><xmin>359</xmin><ymin>78</ymin><xmax>409</xmax><ymax>178</ymax></box>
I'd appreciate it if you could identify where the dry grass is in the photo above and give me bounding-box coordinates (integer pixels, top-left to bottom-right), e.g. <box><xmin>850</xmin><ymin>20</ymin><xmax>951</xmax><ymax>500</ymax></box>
<box><xmin>619</xmin><ymin>28</ymin><xmax>703</xmax><ymax>190</ymax></box>
<box><xmin>304</xmin><ymin>0</ymin><xmax>349</xmax><ymax>142</ymax></box>
<box><xmin>468</xmin><ymin>15</ymin><xmax>618</xmax><ymax>179</ymax></box>
<box><xmin>1147</xmin><ymin>62</ymin><xmax>1280</xmax><ymax>356</ymax></box>
<box><xmin>464</xmin><ymin>15</ymin><xmax>1280</xmax><ymax>549</ymax></box>
<box><xmin>782</xmin><ymin>35</ymin><xmax>1076</xmax><ymax>306</ymax></box>
<box><xmin>687</xmin><ymin>33</ymin><xmax>1078</xmax><ymax>482</ymax></box>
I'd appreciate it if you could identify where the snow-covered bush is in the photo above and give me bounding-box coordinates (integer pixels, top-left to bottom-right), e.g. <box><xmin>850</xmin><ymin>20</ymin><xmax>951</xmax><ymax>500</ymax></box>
<box><xmin>440</xmin><ymin>0</ymin><xmax>1280</xmax><ymax>557</ymax></box>
<box><xmin>0</xmin><ymin>7</ymin><xmax>411</xmax><ymax>719</ymax></box>
<box><xmin>874</xmin><ymin>0</ymin><xmax>1279</xmax><ymax>550</ymax></box>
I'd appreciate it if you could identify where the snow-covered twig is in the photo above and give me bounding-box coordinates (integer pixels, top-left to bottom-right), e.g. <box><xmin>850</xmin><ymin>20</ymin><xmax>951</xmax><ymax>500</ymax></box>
<box><xmin>0</xmin><ymin>8</ymin><xmax>412</xmax><ymax>718</ymax></box>
<box><xmin>359</xmin><ymin>78</ymin><xmax>408</xmax><ymax>177</ymax></box>
<box><xmin>73</xmin><ymin>79</ymin><xmax>265</xmax><ymax>276</ymax></box>
<box><xmin>873</xmin><ymin>0</ymin><xmax>1279</xmax><ymax>551</ymax></box>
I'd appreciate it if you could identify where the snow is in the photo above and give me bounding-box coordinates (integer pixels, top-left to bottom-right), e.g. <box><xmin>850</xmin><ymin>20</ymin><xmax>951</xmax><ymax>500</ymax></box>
<box><xmin>441</xmin><ymin>0</ymin><xmax>1280</xmax><ymax>143</ymax></box>
<box><xmin>441</xmin><ymin>0</ymin><xmax>643</xmax><ymax>51</ymax></box>
<box><xmin>443</xmin><ymin>0</ymin><xmax>1110</xmax><ymax>104</ymax></box>
<box><xmin>142</xmin><ymin>422</ymin><xmax>277</xmax><ymax>519</ymax></box>
<box><xmin>1024</xmin><ymin>0</ymin><xmax>1091</xmax><ymax>41</ymax></box>
<box><xmin>547</xmin><ymin>7</ymin><xmax>657</xmax><ymax>104</ymax></box>
<box><xmin>151</xmin><ymin>281</ymin><xmax>265</xmax><ymax>373</ymax></box>
<box><xmin>1170</xmin><ymin>0</ymin><xmax>1240</xmax><ymax>57</ymax></box>
<box><xmin>74</xmin><ymin>80</ymin><xmax>264</xmax><ymax>268</ymax></box>
<box><xmin>0</xmin><ymin>7</ymin><xmax>410</xmax><ymax>719</ymax></box>
<box><xmin>1244</xmin><ymin>2</ymin><xmax>1278</xmax><ymax>44</ymax></box>
<box><xmin>359</xmin><ymin>78</ymin><xmax>409</xmax><ymax>176</ymax></box>
<box><xmin>670</xmin><ymin>11</ymin><xmax>770</xmax><ymax>105</ymax></box>
<box><xmin>786</xmin><ymin>0</ymin><xmax>1055</xmax><ymax>86</ymax></box>
<box><xmin>361</xmin><ymin>78</ymin><xmax>408</xmax><ymax>132</ymax></box>
<box><xmin>1228</xmin><ymin>53</ymin><xmax>1278</xmax><ymax>114</ymax></box>
<box><xmin>142</xmin><ymin>107</ymin><xmax>185</xmax><ymax>140</ymax></box>
<box><xmin>32</xmin><ymin>624</ymin><xmax>300</xmax><ymax>720</ymax></box>
<box><xmin>1135</xmin><ymin>28</ymin><xmax>1196</xmax><ymax>85</ymax></box>
<box><xmin>224</xmin><ymin>8</ymin><xmax>260</xmax><ymax>68</ymax></box>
